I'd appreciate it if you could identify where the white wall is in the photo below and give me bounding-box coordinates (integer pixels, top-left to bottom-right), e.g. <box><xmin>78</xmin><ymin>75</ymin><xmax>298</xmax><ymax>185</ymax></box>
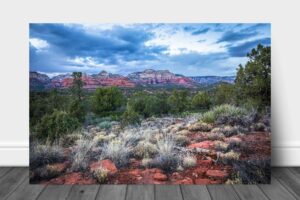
<box><xmin>0</xmin><ymin>0</ymin><xmax>299</xmax><ymax>166</ymax></box>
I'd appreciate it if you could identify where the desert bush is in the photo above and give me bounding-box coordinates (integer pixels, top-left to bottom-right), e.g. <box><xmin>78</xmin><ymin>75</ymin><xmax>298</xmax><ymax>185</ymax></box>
<box><xmin>252</xmin><ymin>122</ymin><xmax>266</xmax><ymax>131</ymax></box>
<box><xmin>174</xmin><ymin>135</ymin><xmax>190</xmax><ymax>146</ymax></box>
<box><xmin>231</xmin><ymin>158</ymin><xmax>271</xmax><ymax>184</ymax></box>
<box><xmin>182</xmin><ymin>155</ymin><xmax>197</xmax><ymax>168</ymax></box>
<box><xmin>93</xmin><ymin>133</ymin><xmax>115</xmax><ymax>145</ymax></box>
<box><xmin>70</xmin><ymin>139</ymin><xmax>94</xmax><ymax>171</ymax></box>
<box><xmin>100</xmin><ymin>139</ymin><xmax>132</xmax><ymax>167</ymax></box>
<box><xmin>188</xmin><ymin>121</ymin><xmax>212</xmax><ymax>132</ymax></box>
<box><xmin>98</xmin><ymin>121</ymin><xmax>112</xmax><ymax>130</ymax></box>
<box><xmin>133</xmin><ymin>141</ymin><xmax>158</xmax><ymax>159</ymax></box>
<box><xmin>206</xmin><ymin>132</ymin><xmax>225</xmax><ymax>141</ymax></box>
<box><xmin>30</xmin><ymin>144</ymin><xmax>65</xmax><ymax>169</ymax></box>
<box><xmin>59</xmin><ymin>133</ymin><xmax>82</xmax><ymax>147</ymax></box>
<box><xmin>142</xmin><ymin>158</ymin><xmax>153</xmax><ymax>168</ymax></box>
<box><xmin>227</xmin><ymin>137</ymin><xmax>242</xmax><ymax>149</ymax></box>
<box><xmin>201</xmin><ymin>104</ymin><xmax>248</xmax><ymax>125</ymax></box>
<box><xmin>214</xmin><ymin>141</ymin><xmax>229</xmax><ymax>152</ymax></box>
<box><xmin>93</xmin><ymin>167</ymin><xmax>109</xmax><ymax>183</ymax></box>
<box><xmin>220</xmin><ymin>150</ymin><xmax>240</xmax><ymax>164</ymax></box>
<box><xmin>34</xmin><ymin>110</ymin><xmax>80</xmax><ymax>143</ymax></box>
<box><xmin>152</xmin><ymin>136</ymin><xmax>181</xmax><ymax>171</ymax></box>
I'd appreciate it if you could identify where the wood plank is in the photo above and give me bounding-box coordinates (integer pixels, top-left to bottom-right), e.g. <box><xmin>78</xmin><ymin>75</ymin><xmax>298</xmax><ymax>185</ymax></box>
<box><xmin>155</xmin><ymin>185</ymin><xmax>183</xmax><ymax>200</ymax></box>
<box><xmin>258</xmin><ymin>176</ymin><xmax>297</xmax><ymax>200</ymax></box>
<box><xmin>96</xmin><ymin>185</ymin><xmax>127</xmax><ymax>200</ymax></box>
<box><xmin>0</xmin><ymin>168</ymin><xmax>28</xmax><ymax>199</ymax></box>
<box><xmin>37</xmin><ymin>185</ymin><xmax>73</xmax><ymax>200</ymax></box>
<box><xmin>66</xmin><ymin>185</ymin><xmax>100</xmax><ymax>200</ymax></box>
<box><xmin>181</xmin><ymin>185</ymin><xmax>211</xmax><ymax>200</ymax></box>
<box><xmin>0</xmin><ymin>167</ymin><xmax>12</xmax><ymax>178</ymax></box>
<box><xmin>207</xmin><ymin>185</ymin><xmax>240</xmax><ymax>200</ymax></box>
<box><xmin>233</xmin><ymin>185</ymin><xmax>269</xmax><ymax>200</ymax></box>
<box><xmin>273</xmin><ymin>168</ymin><xmax>300</xmax><ymax>199</ymax></box>
<box><xmin>6</xmin><ymin>178</ymin><xmax>45</xmax><ymax>200</ymax></box>
<box><xmin>125</xmin><ymin>185</ymin><xmax>153</xmax><ymax>200</ymax></box>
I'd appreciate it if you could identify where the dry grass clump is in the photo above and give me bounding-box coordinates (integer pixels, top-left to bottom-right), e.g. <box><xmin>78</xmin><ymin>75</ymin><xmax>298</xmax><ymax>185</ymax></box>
<box><xmin>174</xmin><ymin>135</ymin><xmax>190</xmax><ymax>146</ymax></box>
<box><xmin>93</xmin><ymin>133</ymin><xmax>116</xmax><ymax>145</ymax></box>
<box><xmin>221</xmin><ymin>150</ymin><xmax>240</xmax><ymax>164</ymax></box>
<box><xmin>182</xmin><ymin>155</ymin><xmax>197</xmax><ymax>168</ymax></box>
<box><xmin>93</xmin><ymin>167</ymin><xmax>109</xmax><ymax>183</ymax></box>
<box><xmin>30</xmin><ymin>144</ymin><xmax>65</xmax><ymax>169</ymax></box>
<box><xmin>59</xmin><ymin>133</ymin><xmax>82</xmax><ymax>147</ymax></box>
<box><xmin>214</xmin><ymin>141</ymin><xmax>229</xmax><ymax>152</ymax></box>
<box><xmin>141</xmin><ymin>158</ymin><xmax>153</xmax><ymax>168</ymax></box>
<box><xmin>133</xmin><ymin>140</ymin><xmax>158</xmax><ymax>159</ymax></box>
<box><xmin>100</xmin><ymin>139</ymin><xmax>132</xmax><ymax>167</ymax></box>
<box><xmin>70</xmin><ymin>139</ymin><xmax>94</xmax><ymax>171</ymax></box>
<box><xmin>188</xmin><ymin>121</ymin><xmax>212</xmax><ymax>132</ymax></box>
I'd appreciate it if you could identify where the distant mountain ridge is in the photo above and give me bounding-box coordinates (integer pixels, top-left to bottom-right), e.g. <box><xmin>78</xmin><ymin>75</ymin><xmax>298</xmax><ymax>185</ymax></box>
<box><xmin>189</xmin><ymin>76</ymin><xmax>235</xmax><ymax>85</ymax></box>
<box><xmin>30</xmin><ymin>69</ymin><xmax>235</xmax><ymax>90</ymax></box>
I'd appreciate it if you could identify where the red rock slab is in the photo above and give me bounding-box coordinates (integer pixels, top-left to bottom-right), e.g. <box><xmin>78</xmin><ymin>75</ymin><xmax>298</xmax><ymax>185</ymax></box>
<box><xmin>206</xmin><ymin>170</ymin><xmax>229</xmax><ymax>180</ymax></box>
<box><xmin>188</xmin><ymin>141</ymin><xmax>215</xmax><ymax>149</ymax></box>
<box><xmin>172</xmin><ymin>178</ymin><xmax>194</xmax><ymax>184</ymax></box>
<box><xmin>47</xmin><ymin>172</ymin><xmax>96</xmax><ymax>184</ymax></box>
<box><xmin>153</xmin><ymin>173</ymin><xmax>168</xmax><ymax>181</ymax></box>
<box><xmin>194</xmin><ymin>178</ymin><xmax>221</xmax><ymax>184</ymax></box>
<box><xmin>89</xmin><ymin>159</ymin><xmax>117</xmax><ymax>175</ymax></box>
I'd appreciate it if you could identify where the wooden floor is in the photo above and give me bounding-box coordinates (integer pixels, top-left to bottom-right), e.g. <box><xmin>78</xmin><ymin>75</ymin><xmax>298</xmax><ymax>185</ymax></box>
<box><xmin>0</xmin><ymin>168</ymin><xmax>300</xmax><ymax>200</ymax></box>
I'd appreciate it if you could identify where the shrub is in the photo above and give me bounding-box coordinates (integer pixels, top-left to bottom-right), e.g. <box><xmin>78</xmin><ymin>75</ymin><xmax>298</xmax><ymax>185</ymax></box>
<box><xmin>70</xmin><ymin>139</ymin><xmax>94</xmax><ymax>171</ymax></box>
<box><xmin>142</xmin><ymin>158</ymin><xmax>153</xmax><ymax>168</ymax></box>
<box><xmin>174</xmin><ymin>135</ymin><xmax>190</xmax><ymax>146</ymax></box>
<box><xmin>30</xmin><ymin>144</ymin><xmax>65</xmax><ymax>169</ymax></box>
<box><xmin>34</xmin><ymin>110</ymin><xmax>80</xmax><ymax>143</ymax></box>
<box><xmin>153</xmin><ymin>136</ymin><xmax>180</xmax><ymax>171</ymax></box>
<box><xmin>100</xmin><ymin>139</ymin><xmax>131</xmax><ymax>167</ymax></box>
<box><xmin>220</xmin><ymin>125</ymin><xmax>239</xmax><ymax>137</ymax></box>
<box><xmin>69</xmin><ymin>99</ymin><xmax>86</xmax><ymax>123</ymax></box>
<box><xmin>93</xmin><ymin>133</ymin><xmax>115</xmax><ymax>145</ymax></box>
<box><xmin>231</xmin><ymin>158</ymin><xmax>271</xmax><ymax>184</ymax></box>
<box><xmin>220</xmin><ymin>150</ymin><xmax>240</xmax><ymax>164</ymax></box>
<box><xmin>93</xmin><ymin>167</ymin><xmax>109</xmax><ymax>183</ymax></box>
<box><xmin>206</xmin><ymin>132</ymin><xmax>225</xmax><ymax>141</ymax></box>
<box><xmin>121</xmin><ymin>106</ymin><xmax>141</xmax><ymax>127</ymax></box>
<box><xmin>188</xmin><ymin>121</ymin><xmax>213</xmax><ymax>132</ymax></box>
<box><xmin>133</xmin><ymin>141</ymin><xmax>158</xmax><ymax>159</ymax></box>
<box><xmin>98</xmin><ymin>121</ymin><xmax>112</xmax><ymax>130</ymax></box>
<box><xmin>182</xmin><ymin>155</ymin><xmax>197</xmax><ymax>168</ymax></box>
<box><xmin>252</xmin><ymin>122</ymin><xmax>266</xmax><ymax>131</ymax></box>
<box><xmin>59</xmin><ymin>133</ymin><xmax>82</xmax><ymax>147</ymax></box>
<box><xmin>214</xmin><ymin>141</ymin><xmax>229</xmax><ymax>152</ymax></box>
<box><xmin>201</xmin><ymin>104</ymin><xmax>248</xmax><ymax>126</ymax></box>
<box><xmin>91</xmin><ymin>87</ymin><xmax>124</xmax><ymax>116</ymax></box>
<box><xmin>192</xmin><ymin>92</ymin><xmax>211</xmax><ymax>109</ymax></box>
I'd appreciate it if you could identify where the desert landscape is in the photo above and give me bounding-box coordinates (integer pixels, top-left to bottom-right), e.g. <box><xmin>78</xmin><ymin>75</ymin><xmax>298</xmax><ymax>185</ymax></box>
<box><xmin>30</xmin><ymin>23</ymin><xmax>271</xmax><ymax>184</ymax></box>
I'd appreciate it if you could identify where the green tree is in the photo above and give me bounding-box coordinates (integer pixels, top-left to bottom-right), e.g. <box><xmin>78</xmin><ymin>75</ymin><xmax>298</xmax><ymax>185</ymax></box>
<box><xmin>214</xmin><ymin>83</ymin><xmax>235</xmax><ymax>105</ymax></box>
<box><xmin>69</xmin><ymin>72</ymin><xmax>86</xmax><ymax>122</ymax></box>
<box><xmin>71</xmin><ymin>72</ymin><xmax>84</xmax><ymax>101</ymax></box>
<box><xmin>235</xmin><ymin>44</ymin><xmax>271</xmax><ymax>109</ymax></box>
<box><xmin>121</xmin><ymin>105</ymin><xmax>141</xmax><ymax>127</ymax></box>
<box><xmin>35</xmin><ymin>110</ymin><xmax>80</xmax><ymax>143</ymax></box>
<box><xmin>192</xmin><ymin>91</ymin><xmax>211</xmax><ymax>109</ymax></box>
<box><xmin>167</xmin><ymin>90</ymin><xmax>190</xmax><ymax>113</ymax></box>
<box><xmin>91</xmin><ymin>87</ymin><xmax>124</xmax><ymax>116</ymax></box>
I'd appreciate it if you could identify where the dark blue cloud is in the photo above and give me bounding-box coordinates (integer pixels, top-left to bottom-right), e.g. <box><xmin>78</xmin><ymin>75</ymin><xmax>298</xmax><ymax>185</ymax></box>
<box><xmin>228</xmin><ymin>37</ymin><xmax>271</xmax><ymax>57</ymax></box>
<box><xmin>218</xmin><ymin>31</ymin><xmax>257</xmax><ymax>43</ymax></box>
<box><xmin>191</xmin><ymin>28</ymin><xmax>210</xmax><ymax>35</ymax></box>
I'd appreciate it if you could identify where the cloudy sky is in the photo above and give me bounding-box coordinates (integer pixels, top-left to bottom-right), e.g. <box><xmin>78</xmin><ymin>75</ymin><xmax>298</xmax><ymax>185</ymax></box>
<box><xmin>30</xmin><ymin>23</ymin><xmax>270</xmax><ymax>77</ymax></box>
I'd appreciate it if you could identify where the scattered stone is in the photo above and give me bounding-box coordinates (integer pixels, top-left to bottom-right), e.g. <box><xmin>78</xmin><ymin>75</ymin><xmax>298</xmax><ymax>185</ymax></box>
<box><xmin>47</xmin><ymin>172</ymin><xmax>97</xmax><ymax>184</ymax></box>
<box><xmin>206</xmin><ymin>170</ymin><xmax>228</xmax><ymax>180</ymax></box>
<box><xmin>195</xmin><ymin>178</ymin><xmax>214</xmax><ymax>184</ymax></box>
<box><xmin>153</xmin><ymin>173</ymin><xmax>168</xmax><ymax>181</ymax></box>
<box><xmin>89</xmin><ymin>159</ymin><xmax>117</xmax><ymax>175</ymax></box>
<box><xmin>188</xmin><ymin>141</ymin><xmax>215</xmax><ymax>149</ymax></box>
<box><xmin>173</xmin><ymin>177</ymin><xmax>193</xmax><ymax>184</ymax></box>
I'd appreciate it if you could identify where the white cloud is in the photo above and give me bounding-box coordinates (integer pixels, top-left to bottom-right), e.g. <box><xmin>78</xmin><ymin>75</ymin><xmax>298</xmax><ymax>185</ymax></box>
<box><xmin>29</xmin><ymin>38</ymin><xmax>49</xmax><ymax>51</ymax></box>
